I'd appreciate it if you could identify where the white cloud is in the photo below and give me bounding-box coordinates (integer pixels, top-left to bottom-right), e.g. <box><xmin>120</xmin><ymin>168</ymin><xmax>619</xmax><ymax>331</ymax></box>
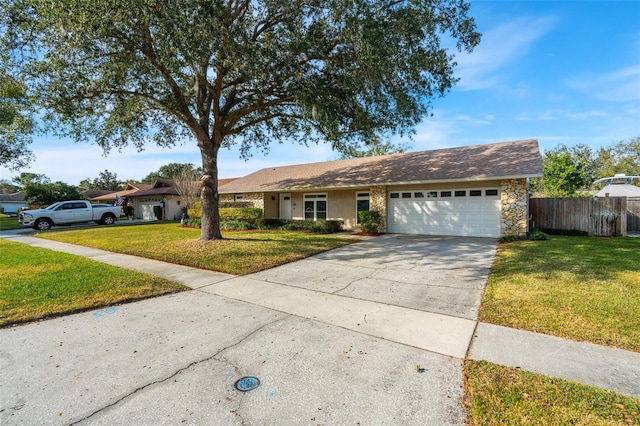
<box><xmin>567</xmin><ymin>65</ymin><xmax>640</xmax><ymax>102</ymax></box>
<box><xmin>454</xmin><ymin>16</ymin><xmax>557</xmax><ymax>90</ymax></box>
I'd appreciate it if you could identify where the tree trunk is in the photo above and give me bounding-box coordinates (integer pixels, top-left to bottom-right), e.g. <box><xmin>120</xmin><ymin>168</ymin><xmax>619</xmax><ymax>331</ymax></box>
<box><xmin>198</xmin><ymin>136</ymin><xmax>222</xmax><ymax>240</ymax></box>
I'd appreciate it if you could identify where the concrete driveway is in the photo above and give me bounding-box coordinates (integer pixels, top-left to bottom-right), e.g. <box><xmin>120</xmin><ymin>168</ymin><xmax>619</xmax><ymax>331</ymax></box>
<box><xmin>1</xmin><ymin>234</ymin><xmax>497</xmax><ymax>425</ymax></box>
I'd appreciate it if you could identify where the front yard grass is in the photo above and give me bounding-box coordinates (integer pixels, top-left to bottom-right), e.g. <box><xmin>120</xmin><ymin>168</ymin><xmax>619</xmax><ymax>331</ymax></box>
<box><xmin>480</xmin><ymin>236</ymin><xmax>640</xmax><ymax>352</ymax></box>
<box><xmin>465</xmin><ymin>360</ymin><xmax>640</xmax><ymax>425</ymax></box>
<box><xmin>0</xmin><ymin>215</ymin><xmax>22</xmax><ymax>230</ymax></box>
<box><xmin>0</xmin><ymin>238</ymin><xmax>186</xmax><ymax>327</ymax></box>
<box><xmin>36</xmin><ymin>223</ymin><xmax>355</xmax><ymax>275</ymax></box>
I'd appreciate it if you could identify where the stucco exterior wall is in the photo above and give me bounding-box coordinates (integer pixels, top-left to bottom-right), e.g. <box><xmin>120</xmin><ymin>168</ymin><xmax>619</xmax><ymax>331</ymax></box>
<box><xmin>501</xmin><ymin>179</ymin><xmax>528</xmax><ymax>236</ymax></box>
<box><xmin>263</xmin><ymin>194</ymin><xmax>279</xmax><ymax>218</ymax></box>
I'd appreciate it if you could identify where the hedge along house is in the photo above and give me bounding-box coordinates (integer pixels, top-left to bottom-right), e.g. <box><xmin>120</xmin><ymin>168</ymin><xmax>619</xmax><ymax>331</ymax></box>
<box><xmin>218</xmin><ymin>139</ymin><xmax>543</xmax><ymax>238</ymax></box>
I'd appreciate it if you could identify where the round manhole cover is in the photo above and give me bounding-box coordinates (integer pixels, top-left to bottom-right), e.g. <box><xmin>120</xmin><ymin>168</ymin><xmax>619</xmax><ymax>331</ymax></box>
<box><xmin>234</xmin><ymin>376</ymin><xmax>260</xmax><ymax>392</ymax></box>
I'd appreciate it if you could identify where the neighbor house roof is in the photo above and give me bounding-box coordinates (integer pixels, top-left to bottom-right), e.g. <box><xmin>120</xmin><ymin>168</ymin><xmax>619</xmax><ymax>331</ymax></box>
<box><xmin>596</xmin><ymin>184</ymin><xmax>640</xmax><ymax>198</ymax></box>
<box><xmin>219</xmin><ymin>139</ymin><xmax>543</xmax><ymax>193</ymax></box>
<box><xmin>0</xmin><ymin>192</ymin><xmax>26</xmax><ymax>202</ymax></box>
<box><xmin>91</xmin><ymin>183</ymin><xmax>154</xmax><ymax>201</ymax></box>
<box><xmin>81</xmin><ymin>189</ymin><xmax>113</xmax><ymax>199</ymax></box>
<box><xmin>128</xmin><ymin>178</ymin><xmax>240</xmax><ymax>198</ymax></box>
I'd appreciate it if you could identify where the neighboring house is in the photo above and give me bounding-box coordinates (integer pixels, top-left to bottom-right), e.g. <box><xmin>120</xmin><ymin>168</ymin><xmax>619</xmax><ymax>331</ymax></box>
<box><xmin>125</xmin><ymin>178</ymin><xmax>238</xmax><ymax>220</ymax></box>
<box><xmin>81</xmin><ymin>189</ymin><xmax>114</xmax><ymax>200</ymax></box>
<box><xmin>91</xmin><ymin>182</ymin><xmax>154</xmax><ymax>209</ymax></box>
<box><xmin>127</xmin><ymin>179</ymin><xmax>183</xmax><ymax>220</ymax></box>
<box><xmin>0</xmin><ymin>193</ymin><xmax>28</xmax><ymax>215</ymax></box>
<box><xmin>219</xmin><ymin>139</ymin><xmax>543</xmax><ymax>237</ymax></box>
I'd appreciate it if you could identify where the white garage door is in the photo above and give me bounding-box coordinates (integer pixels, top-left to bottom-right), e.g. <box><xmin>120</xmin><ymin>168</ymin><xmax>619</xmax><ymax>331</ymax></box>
<box><xmin>388</xmin><ymin>189</ymin><xmax>501</xmax><ymax>237</ymax></box>
<box><xmin>139</xmin><ymin>201</ymin><xmax>157</xmax><ymax>220</ymax></box>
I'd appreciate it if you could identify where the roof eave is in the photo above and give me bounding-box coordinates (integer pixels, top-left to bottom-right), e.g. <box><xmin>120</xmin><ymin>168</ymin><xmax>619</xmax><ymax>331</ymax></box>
<box><xmin>219</xmin><ymin>174</ymin><xmax>542</xmax><ymax>193</ymax></box>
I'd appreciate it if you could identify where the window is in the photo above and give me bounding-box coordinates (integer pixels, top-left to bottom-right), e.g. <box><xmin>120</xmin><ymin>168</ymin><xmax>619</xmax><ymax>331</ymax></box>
<box><xmin>390</xmin><ymin>193</ymin><xmax>400</xmax><ymax>199</ymax></box>
<box><xmin>455</xmin><ymin>190</ymin><xmax>466</xmax><ymax>197</ymax></box>
<box><xmin>401</xmin><ymin>192</ymin><xmax>412</xmax><ymax>198</ymax></box>
<box><xmin>235</xmin><ymin>194</ymin><xmax>244</xmax><ymax>202</ymax></box>
<box><xmin>441</xmin><ymin>191</ymin><xmax>452</xmax><ymax>197</ymax></box>
<box><xmin>356</xmin><ymin>192</ymin><xmax>370</xmax><ymax>224</ymax></box>
<box><xmin>304</xmin><ymin>193</ymin><xmax>327</xmax><ymax>221</ymax></box>
<box><xmin>414</xmin><ymin>192</ymin><xmax>424</xmax><ymax>198</ymax></box>
<box><xmin>427</xmin><ymin>191</ymin><xmax>438</xmax><ymax>198</ymax></box>
<box><xmin>486</xmin><ymin>189</ymin><xmax>499</xmax><ymax>196</ymax></box>
<box><xmin>470</xmin><ymin>190</ymin><xmax>482</xmax><ymax>197</ymax></box>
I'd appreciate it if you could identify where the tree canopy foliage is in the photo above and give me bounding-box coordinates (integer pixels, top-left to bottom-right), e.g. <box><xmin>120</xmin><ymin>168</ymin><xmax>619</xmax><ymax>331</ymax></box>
<box><xmin>142</xmin><ymin>163</ymin><xmax>202</xmax><ymax>184</ymax></box>
<box><xmin>532</xmin><ymin>137</ymin><xmax>640</xmax><ymax>197</ymax></box>
<box><xmin>2</xmin><ymin>0</ymin><xmax>480</xmax><ymax>239</ymax></box>
<box><xmin>78</xmin><ymin>169</ymin><xmax>123</xmax><ymax>191</ymax></box>
<box><xmin>339</xmin><ymin>137</ymin><xmax>410</xmax><ymax>159</ymax></box>
<box><xmin>0</xmin><ymin>67</ymin><xmax>34</xmax><ymax>170</ymax></box>
<box><xmin>12</xmin><ymin>173</ymin><xmax>81</xmax><ymax>205</ymax></box>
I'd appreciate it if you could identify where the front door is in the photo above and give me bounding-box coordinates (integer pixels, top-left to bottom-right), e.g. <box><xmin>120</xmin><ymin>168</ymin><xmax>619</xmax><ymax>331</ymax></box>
<box><xmin>279</xmin><ymin>193</ymin><xmax>292</xmax><ymax>219</ymax></box>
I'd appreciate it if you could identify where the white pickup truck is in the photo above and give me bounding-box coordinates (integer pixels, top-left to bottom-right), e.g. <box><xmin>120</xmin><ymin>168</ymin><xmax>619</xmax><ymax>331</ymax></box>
<box><xmin>19</xmin><ymin>200</ymin><xmax>123</xmax><ymax>230</ymax></box>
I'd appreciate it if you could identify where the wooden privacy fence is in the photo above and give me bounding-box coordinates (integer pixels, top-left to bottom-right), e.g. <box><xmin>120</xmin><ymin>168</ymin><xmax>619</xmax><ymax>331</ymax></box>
<box><xmin>530</xmin><ymin>197</ymin><xmax>627</xmax><ymax>237</ymax></box>
<box><xmin>628</xmin><ymin>198</ymin><xmax>640</xmax><ymax>233</ymax></box>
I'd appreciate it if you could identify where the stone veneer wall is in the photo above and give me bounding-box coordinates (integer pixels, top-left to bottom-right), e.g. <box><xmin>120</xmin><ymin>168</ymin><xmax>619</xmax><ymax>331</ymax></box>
<box><xmin>219</xmin><ymin>192</ymin><xmax>264</xmax><ymax>213</ymax></box>
<box><xmin>241</xmin><ymin>192</ymin><xmax>265</xmax><ymax>211</ymax></box>
<box><xmin>369</xmin><ymin>185</ymin><xmax>387</xmax><ymax>232</ymax></box>
<box><xmin>501</xmin><ymin>179</ymin><xmax>528</xmax><ymax>236</ymax></box>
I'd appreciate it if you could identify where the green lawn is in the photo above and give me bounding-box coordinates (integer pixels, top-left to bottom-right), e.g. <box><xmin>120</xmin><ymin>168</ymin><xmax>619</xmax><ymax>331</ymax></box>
<box><xmin>0</xmin><ymin>215</ymin><xmax>22</xmax><ymax>230</ymax></box>
<box><xmin>480</xmin><ymin>236</ymin><xmax>640</xmax><ymax>352</ymax></box>
<box><xmin>468</xmin><ymin>236</ymin><xmax>640</xmax><ymax>424</ymax></box>
<box><xmin>0</xmin><ymin>238</ymin><xmax>186</xmax><ymax>327</ymax></box>
<box><xmin>466</xmin><ymin>360</ymin><xmax>640</xmax><ymax>425</ymax></box>
<box><xmin>37</xmin><ymin>223</ymin><xmax>355</xmax><ymax>275</ymax></box>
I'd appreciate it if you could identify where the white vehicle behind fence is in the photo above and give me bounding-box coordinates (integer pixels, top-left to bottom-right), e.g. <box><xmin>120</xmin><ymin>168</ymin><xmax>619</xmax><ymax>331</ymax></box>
<box><xmin>19</xmin><ymin>200</ymin><xmax>123</xmax><ymax>230</ymax></box>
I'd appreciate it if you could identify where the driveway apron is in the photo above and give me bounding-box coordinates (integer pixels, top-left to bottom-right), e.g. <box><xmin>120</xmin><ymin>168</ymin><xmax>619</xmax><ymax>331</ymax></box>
<box><xmin>1</xmin><ymin>233</ymin><xmax>497</xmax><ymax>425</ymax></box>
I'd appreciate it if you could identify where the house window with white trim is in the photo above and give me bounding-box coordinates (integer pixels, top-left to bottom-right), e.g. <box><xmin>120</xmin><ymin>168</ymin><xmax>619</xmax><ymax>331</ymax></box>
<box><xmin>356</xmin><ymin>192</ymin><xmax>370</xmax><ymax>224</ymax></box>
<box><xmin>304</xmin><ymin>193</ymin><xmax>327</xmax><ymax>221</ymax></box>
<box><xmin>235</xmin><ymin>194</ymin><xmax>244</xmax><ymax>202</ymax></box>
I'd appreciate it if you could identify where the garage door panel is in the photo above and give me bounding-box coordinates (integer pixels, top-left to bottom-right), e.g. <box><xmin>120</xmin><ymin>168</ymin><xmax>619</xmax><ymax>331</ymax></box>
<box><xmin>388</xmin><ymin>190</ymin><xmax>500</xmax><ymax>237</ymax></box>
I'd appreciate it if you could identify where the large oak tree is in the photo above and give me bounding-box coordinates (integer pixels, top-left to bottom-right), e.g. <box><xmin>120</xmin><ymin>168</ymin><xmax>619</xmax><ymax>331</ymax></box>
<box><xmin>0</xmin><ymin>68</ymin><xmax>34</xmax><ymax>170</ymax></box>
<box><xmin>2</xmin><ymin>0</ymin><xmax>480</xmax><ymax>240</ymax></box>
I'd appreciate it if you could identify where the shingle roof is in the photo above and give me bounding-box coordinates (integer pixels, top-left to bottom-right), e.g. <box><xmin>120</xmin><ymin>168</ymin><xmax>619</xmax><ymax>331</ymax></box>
<box><xmin>219</xmin><ymin>139</ymin><xmax>543</xmax><ymax>193</ymax></box>
<box><xmin>0</xmin><ymin>192</ymin><xmax>26</xmax><ymax>202</ymax></box>
<box><xmin>129</xmin><ymin>178</ymin><xmax>239</xmax><ymax>197</ymax></box>
<box><xmin>91</xmin><ymin>183</ymin><xmax>154</xmax><ymax>201</ymax></box>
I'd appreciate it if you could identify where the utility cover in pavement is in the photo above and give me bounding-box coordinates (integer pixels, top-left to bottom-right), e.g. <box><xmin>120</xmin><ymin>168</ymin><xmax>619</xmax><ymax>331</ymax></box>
<box><xmin>234</xmin><ymin>376</ymin><xmax>260</xmax><ymax>392</ymax></box>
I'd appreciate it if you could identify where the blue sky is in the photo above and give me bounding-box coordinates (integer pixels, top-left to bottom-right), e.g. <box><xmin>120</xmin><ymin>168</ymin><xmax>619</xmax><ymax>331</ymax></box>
<box><xmin>1</xmin><ymin>0</ymin><xmax>639</xmax><ymax>186</ymax></box>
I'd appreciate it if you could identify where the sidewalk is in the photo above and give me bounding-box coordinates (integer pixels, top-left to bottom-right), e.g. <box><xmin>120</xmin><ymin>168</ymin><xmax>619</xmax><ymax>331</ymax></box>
<box><xmin>3</xmin><ymin>229</ymin><xmax>640</xmax><ymax>406</ymax></box>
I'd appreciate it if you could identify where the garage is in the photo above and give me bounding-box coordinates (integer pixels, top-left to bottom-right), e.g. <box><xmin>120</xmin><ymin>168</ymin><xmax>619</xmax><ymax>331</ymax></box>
<box><xmin>138</xmin><ymin>200</ymin><xmax>158</xmax><ymax>220</ymax></box>
<box><xmin>387</xmin><ymin>188</ymin><xmax>501</xmax><ymax>237</ymax></box>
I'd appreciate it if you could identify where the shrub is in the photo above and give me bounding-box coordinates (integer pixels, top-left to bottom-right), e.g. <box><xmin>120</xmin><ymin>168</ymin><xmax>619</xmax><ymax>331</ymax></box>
<box><xmin>219</xmin><ymin>207</ymin><xmax>262</xmax><ymax>222</ymax></box>
<box><xmin>539</xmin><ymin>228</ymin><xmax>588</xmax><ymax>236</ymax></box>
<box><xmin>181</xmin><ymin>218</ymin><xmax>201</xmax><ymax>228</ymax></box>
<box><xmin>358</xmin><ymin>210</ymin><xmax>383</xmax><ymax>234</ymax></box>
<box><xmin>219</xmin><ymin>201</ymin><xmax>252</xmax><ymax>208</ymax></box>
<box><xmin>220</xmin><ymin>220</ymin><xmax>252</xmax><ymax>230</ymax></box>
<box><xmin>498</xmin><ymin>229</ymin><xmax>549</xmax><ymax>243</ymax></box>
<box><xmin>255</xmin><ymin>218</ymin><xmax>288</xmax><ymax>229</ymax></box>
<box><xmin>187</xmin><ymin>201</ymin><xmax>202</xmax><ymax>219</ymax></box>
<box><xmin>527</xmin><ymin>228</ymin><xmax>550</xmax><ymax>240</ymax></box>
